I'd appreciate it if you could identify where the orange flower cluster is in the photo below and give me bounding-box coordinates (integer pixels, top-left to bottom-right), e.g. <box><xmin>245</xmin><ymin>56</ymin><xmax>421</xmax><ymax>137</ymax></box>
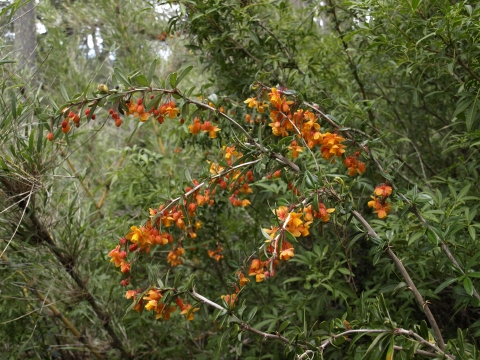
<box><xmin>209</xmin><ymin>146</ymin><xmax>255</xmax><ymax>207</ymax></box>
<box><xmin>126</xmin><ymin>98</ymin><xmax>151</xmax><ymax>122</ymax></box>
<box><xmin>303</xmin><ymin>204</ymin><xmax>336</xmax><ymax>223</ymax></box>
<box><xmin>126</xmin><ymin>98</ymin><xmax>180</xmax><ymax>123</ymax></box>
<box><xmin>188</xmin><ymin>117</ymin><xmax>221</xmax><ymax>138</ymax></box>
<box><xmin>368</xmin><ymin>184</ymin><xmax>393</xmax><ymax>219</ymax></box>
<box><xmin>320</xmin><ymin>132</ymin><xmax>346</xmax><ymax>160</ymax></box>
<box><xmin>167</xmin><ymin>247</ymin><xmax>185</xmax><ymax>266</ymax></box>
<box><xmin>244</xmin><ymin>87</ymin><xmax>354</xmax><ymax>169</ymax></box>
<box><xmin>124</xmin><ymin>289</ymin><xmax>198</xmax><ymax>321</ymax></box>
<box><xmin>248</xmin><ymin>259</ymin><xmax>270</xmax><ymax>282</ymax></box>
<box><xmin>248</xmin><ymin>202</ymin><xmax>336</xmax><ymax>283</ymax></box>
<box><xmin>108</xmin><ymin>245</ymin><xmax>130</xmax><ymax>274</ymax></box>
<box><xmin>221</xmin><ymin>293</ymin><xmax>237</xmax><ymax>308</ymax></box>
<box><xmin>344</xmin><ymin>154</ymin><xmax>366</xmax><ymax>176</ymax></box>
<box><xmin>275</xmin><ymin>206</ymin><xmax>312</xmax><ymax>237</ymax></box>
<box><xmin>208</xmin><ymin>245</ymin><xmax>224</xmax><ymax>261</ymax></box>
<box><xmin>143</xmin><ymin>289</ymin><xmax>177</xmax><ymax>320</ymax></box>
<box><xmin>175</xmin><ymin>297</ymin><xmax>199</xmax><ymax>321</ymax></box>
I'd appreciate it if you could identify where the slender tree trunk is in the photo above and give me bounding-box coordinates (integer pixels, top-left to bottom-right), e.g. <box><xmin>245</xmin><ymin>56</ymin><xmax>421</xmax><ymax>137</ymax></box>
<box><xmin>14</xmin><ymin>0</ymin><xmax>36</xmax><ymax>71</ymax></box>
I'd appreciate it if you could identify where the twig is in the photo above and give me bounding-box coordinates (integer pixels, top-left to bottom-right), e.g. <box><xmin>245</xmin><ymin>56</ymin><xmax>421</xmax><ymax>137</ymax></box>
<box><xmin>350</xmin><ymin>210</ymin><xmax>446</xmax><ymax>350</ymax></box>
<box><xmin>1</xmin><ymin>254</ymin><xmax>104</xmax><ymax>359</ymax></box>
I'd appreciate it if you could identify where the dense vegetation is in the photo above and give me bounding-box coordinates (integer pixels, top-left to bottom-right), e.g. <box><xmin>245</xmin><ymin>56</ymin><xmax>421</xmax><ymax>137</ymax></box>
<box><xmin>1</xmin><ymin>0</ymin><xmax>479</xmax><ymax>359</ymax></box>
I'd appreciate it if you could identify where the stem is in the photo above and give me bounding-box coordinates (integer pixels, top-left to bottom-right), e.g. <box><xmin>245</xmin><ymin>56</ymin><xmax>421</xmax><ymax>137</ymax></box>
<box><xmin>1</xmin><ymin>254</ymin><xmax>104</xmax><ymax>360</ymax></box>
<box><xmin>350</xmin><ymin>210</ymin><xmax>446</xmax><ymax>350</ymax></box>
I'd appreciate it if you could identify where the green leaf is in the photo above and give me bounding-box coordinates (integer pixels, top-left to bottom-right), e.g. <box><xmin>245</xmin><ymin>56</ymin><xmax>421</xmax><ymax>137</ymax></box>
<box><xmin>426</xmin><ymin>228</ymin><xmax>439</xmax><ymax>245</ymax></box>
<box><xmin>136</xmin><ymin>74</ymin><xmax>149</xmax><ymax>87</ymax></box>
<box><xmin>176</xmin><ymin>65</ymin><xmax>194</xmax><ymax>86</ymax></box>
<box><xmin>285</xmin><ymin>230</ymin><xmax>298</xmax><ymax>243</ymax></box>
<box><xmin>464</xmin><ymin>277</ymin><xmax>474</xmax><ymax>296</ymax></box>
<box><xmin>145</xmin><ymin>93</ymin><xmax>163</xmax><ymax>112</ymax></box>
<box><xmin>11</xmin><ymin>94</ymin><xmax>16</xmax><ymax>119</ymax></box>
<box><xmin>466</xmin><ymin>93</ymin><xmax>479</xmax><ymax>131</ymax></box>
<box><xmin>434</xmin><ymin>277</ymin><xmax>458</xmax><ymax>294</ymax></box>
<box><xmin>60</xmin><ymin>83</ymin><xmax>69</xmax><ymax>101</ymax></box>
<box><xmin>365</xmin><ymin>332</ymin><xmax>389</xmax><ymax>356</ymax></box>
<box><xmin>114</xmin><ymin>67</ymin><xmax>130</xmax><ymax>87</ymax></box>
<box><xmin>278</xmin><ymin>320</ymin><xmax>290</xmax><ymax>332</ymax></box>
<box><xmin>385</xmin><ymin>336</ymin><xmax>394</xmax><ymax>360</ymax></box>
<box><xmin>169</xmin><ymin>72</ymin><xmax>178</xmax><ymax>88</ymax></box>
<box><xmin>411</xmin><ymin>0</ymin><xmax>423</xmax><ymax>10</ymax></box>
<box><xmin>246</xmin><ymin>307</ymin><xmax>257</xmax><ymax>322</ymax></box>
<box><xmin>147</xmin><ymin>59</ymin><xmax>157</xmax><ymax>84</ymax></box>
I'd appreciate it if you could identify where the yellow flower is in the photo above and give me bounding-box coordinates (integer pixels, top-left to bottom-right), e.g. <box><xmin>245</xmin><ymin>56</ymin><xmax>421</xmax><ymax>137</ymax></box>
<box><xmin>244</xmin><ymin>97</ymin><xmax>257</xmax><ymax>108</ymax></box>
<box><xmin>126</xmin><ymin>226</ymin><xmax>144</xmax><ymax>244</ymax></box>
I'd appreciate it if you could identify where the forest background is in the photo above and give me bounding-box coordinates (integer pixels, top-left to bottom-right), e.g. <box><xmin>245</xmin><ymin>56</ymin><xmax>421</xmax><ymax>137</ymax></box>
<box><xmin>1</xmin><ymin>0</ymin><xmax>480</xmax><ymax>359</ymax></box>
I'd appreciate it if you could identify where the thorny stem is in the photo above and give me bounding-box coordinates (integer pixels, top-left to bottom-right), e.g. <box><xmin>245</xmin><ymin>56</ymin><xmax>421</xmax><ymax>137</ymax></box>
<box><xmin>350</xmin><ymin>209</ymin><xmax>446</xmax><ymax>350</ymax></box>
<box><xmin>0</xmin><ymin>180</ymin><xmax>133</xmax><ymax>358</ymax></box>
<box><xmin>303</xmin><ymin>99</ymin><xmax>480</xmax><ymax>302</ymax></box>
<box><xmin>1</xmin><ymin>254</ymin><xmax>104</xmax><ymax>360</ymax></box>
<box><xmin>150</xmin><ymin>158</ymin><xmax>262</xmax><ymax>225</ymax></box>
<box><xmin>189</xmin><ymin>290</ymin><xmax>454</xmax><ymax>358</ymax></box>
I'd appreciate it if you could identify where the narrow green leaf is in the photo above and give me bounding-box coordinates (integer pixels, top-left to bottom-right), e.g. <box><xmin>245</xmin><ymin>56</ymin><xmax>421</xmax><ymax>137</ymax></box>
<box><xmin>464</xmin><ymin>277</ymin><xmax>474</xmax><ymax>296</ymax></box>
<box><xmin>434</xmin><ymin>277</ymin><xmax>458</xmax><ymax>294</ymax></box>
<box><xmin>246</xmin><ymin>307</ymin><xmax>257</xmax><ymax>322</ymax></box>
<box><xmin>466</xmin><ymin>93</ymin><xmax>479</xmax><ymax>131</ymax></box>
<box><xmin>114</xmin><ymin>67</ymin><xmax>130</xmax><ymax>87</ymax></box>
<box><xmin>11</xmin><ymin>94</ymin><xmax>16</xmax><ymax>119</ymax></box>
<box><xmin>136</xmin><ymin>74</ymin><xmax>149</xmax><ymax>87</ymax></box>
<box><xmin>147</xmin><ymin>59</ymin><xmax>157</xmax><ymax>83</ymax></box>
<box><xmin>385</xmin><ymin>336</ymin><xmax>394</xmax><ymax>360</ymax></box>
<box><xmin>278</xmin><ymin>320</ymin><xmax>290</xmax><ymax>332</ymax></box>
<box><xmin>176</xmin><ymin>65</ymin><xmax>194</xmax><ymax>86</ymax></box>
<box><xmin>60</xmin><ymin>83</ymin><xmax>69</xmax><ymax>101</ymax></box>
<box><xmin>169</xmin><ymin>72</ymin><xmax>178</xmax><ymax>88</ymax></box>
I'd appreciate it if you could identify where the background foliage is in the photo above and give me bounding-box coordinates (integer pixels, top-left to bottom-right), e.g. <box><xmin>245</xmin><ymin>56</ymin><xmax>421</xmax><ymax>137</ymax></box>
<box><xmin>1</xmin><ymin>0</ymin><xmax>480</xmax><ymax>359</ymax></box>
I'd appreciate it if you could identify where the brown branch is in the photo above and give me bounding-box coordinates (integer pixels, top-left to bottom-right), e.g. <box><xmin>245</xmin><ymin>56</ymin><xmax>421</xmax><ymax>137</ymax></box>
<box><xmin>1</xmin><ymin>180</ymin><xmax>132</xmax><ymax>358</ymax></box>
<box><xmin>350</xmin><ymin>209</ymin><xmax>445</xmax><ymax>350</ymax></box>
<box><xmin>328</xmin><ymin>0</ymin><xmax>377</xmax><ymax>126</ymax></box>
<box><xmin>1</xmin><ymin>254</ymin><xmax>104</xmax><ymax>360</ymax></box>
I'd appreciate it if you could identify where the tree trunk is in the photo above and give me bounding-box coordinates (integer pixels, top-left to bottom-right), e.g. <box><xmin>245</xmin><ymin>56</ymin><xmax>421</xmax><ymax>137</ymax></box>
<box><xmin>14</xmin><ymin>0</ymin><xmax>36</xmax><ymax>71</ymax></box>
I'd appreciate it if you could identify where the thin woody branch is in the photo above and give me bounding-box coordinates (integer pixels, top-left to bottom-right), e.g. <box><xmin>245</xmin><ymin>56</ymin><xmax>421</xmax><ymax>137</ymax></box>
<box><xmin>350</xmin><ymin>209</ymin><xmax>446</xmax><ymax>350</ymax></box>
<box><xmin>1</xmin><ymin>254</ymin><xmax>104</xmax><ymax>360</ymax></box>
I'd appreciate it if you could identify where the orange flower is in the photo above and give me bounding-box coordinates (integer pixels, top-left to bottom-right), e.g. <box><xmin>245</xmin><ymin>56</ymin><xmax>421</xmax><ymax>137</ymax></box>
<box><xmin>279</xmin><ymin>241</ymin><xmax>294</xmax><ymax>261</ymax></box>
<box><xmin>244</xmin><ymin>97</ymin><xmax>257</xmax><ymax>108</ymax></box>
<box><xmin>275</xmin><ymin>206</ymin><xmax>289</xmax><ymax>221</ymax></box>
<box><xmin>179</xmin><ymin>303</ymin><xmax>199</xmax><ymax>320</ymax></box>
<box><xmin>238</xmin><ymin>272</ymin><xmax>250</xmax><ymax>287</ymax></box>
<box><xmin>288</xmin><ymin>140</ymin><xmax>304</xmax><ymax>158</ymax></box>
<box><xmin>224</xmin><ymin>146</ymin><xmax>239</xmax><ymax>165</ymax></box>
<box><xmin>320</xmin><ymin>133</ymin><xmax>346</xmax><ymax>160</ymax></box>
<box><xmin>263</xmin><ymin>226</ymin><xmax>280</xmax><ymax>241</ymax></box>
<box><xmin>248</xmin><ymin>259</ymin><xmax>266</xmax><ymax>282</ymax></box>
<box><xmin>120</xmin><ymin>261</ymin><xmax>130</xmax><ymax>273</ymax></box>
<box><xmin>126</xmin><ymin>226</ymin><xmax>145</xmax><ymax>244</ymax></box>
<box><xmin>165</xmin><ymin>102</ymin><xmax>179</xmax><ymax>118</ymax></box>
<box><xmin>154</xmin><ymin>303</ymin><xmax>177</xmax><ymax>320</ymax></box>
<box><xmin>108</xmin><ymin>245</ymin><xmax>127</xmax><ymax>267</ymax></box>
<box><xmin>208</xmin><ymin>245</ymin><xmax>224</xmax><ymax>261</ymax></box>
<box><xmin>221</xmin><ymin>293</ymin><xmax>237</xmax><ymax>308</ymax></box>
<box><xmin>188</xmin><ymin>117</ymin><xmax>202</xmax><ymax>135</ymax></box>
<box><xmin>315</xmin><ymin>203</ymin><xmax>335</xmax><ymax>223</ymax></box>
<box><xmin>344</xmin><ymin>156</ymin><xmax>366</xmax><ymax>176</ymax></box>
<box><xmin>125</xmin><ymin>290</ymin><xmax>138</xmax><ymax>299</ymax></box>
<box><xmin>368</xmin><ymin>196</ymin><xmax>391</xmax><ymax>219</ymax></box>
<box><xmin>374</xmin><ymin>184</ymin><xmax>392</xmax><ymax>198</ymax></box>
<box><xmin>201</xmin><ymin>121</ymin><xmax>221</xmax><ymax>138</ymax></box>
<box><xmin>167</xmin><ymin>247</ymin><xmax>185</xmax><ymax>267</ymax></box>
